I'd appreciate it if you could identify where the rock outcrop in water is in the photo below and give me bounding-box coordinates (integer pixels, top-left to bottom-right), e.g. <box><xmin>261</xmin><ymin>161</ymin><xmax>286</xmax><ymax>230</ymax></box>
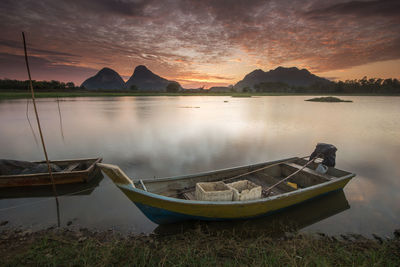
<box><xmin>81</xmin><ymin>68</ymin><xmax>125</xmax><ymax>90</ymax></box>
<box><xmin>235</xmin><ymin>66</ymin><xmax>331</xmax><ymax>91</ymax></box>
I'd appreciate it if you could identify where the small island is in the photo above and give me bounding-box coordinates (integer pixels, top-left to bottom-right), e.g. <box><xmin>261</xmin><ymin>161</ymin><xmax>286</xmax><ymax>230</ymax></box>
<box><xmin>231</xmin><ymin>93</ymin><xmax>252</xmax><ymax>98</ymax></box>
<box><xmin>305</xmin><ymin>96</ymin><xmax>353</xmax><ymax>102</ymax></box>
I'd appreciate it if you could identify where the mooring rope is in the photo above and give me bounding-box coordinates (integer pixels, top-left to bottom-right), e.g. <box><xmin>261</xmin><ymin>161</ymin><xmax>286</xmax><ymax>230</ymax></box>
<box><xmin>25</xmin><ymin>98</ymin><xmax>39</xmax><ymax>146</ymax></box>
<box><xmin>56</xmin><ymin>97</ymin><xmax>65</xmax><ymax>143</ymax></box>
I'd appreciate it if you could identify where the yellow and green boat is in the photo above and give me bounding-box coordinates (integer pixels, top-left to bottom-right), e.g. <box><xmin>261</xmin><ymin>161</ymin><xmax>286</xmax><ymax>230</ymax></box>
<box><xmin>97</xmin><ymin>157</ymin><xmax>355</xmax><ymax>225</ymax></box>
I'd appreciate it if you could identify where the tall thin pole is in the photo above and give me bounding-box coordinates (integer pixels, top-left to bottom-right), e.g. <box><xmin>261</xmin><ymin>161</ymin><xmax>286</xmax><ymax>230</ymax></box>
<box><xmin>22</xmin><ymin>32</ymin><xmax>60</xmax><ymax>227</ymax></box>
<box><xmin>26</xmin><ymin>98</ymin><xmax>39</xmax><ymax>146</ymax></box>
<box><xmin>57</xmin><ymin>97</ymin><xmax>65</xmax><ymax>142</ymax></box>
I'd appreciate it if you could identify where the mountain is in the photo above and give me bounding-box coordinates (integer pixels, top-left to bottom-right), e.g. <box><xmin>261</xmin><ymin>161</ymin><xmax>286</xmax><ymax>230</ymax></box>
<box><xmin>81</xmin><ymin>68</ymin><xmax>125</xmax><ymax>90</ymax></box>
<box><xmin>235</xmin><ymin>67</ymin><xmax>331</xmax><ymax>91</ymax></box>
<box><xmin>125</xmin><ymin>65</ymin><xmax>179</xmax><ymax>91</ymax></box>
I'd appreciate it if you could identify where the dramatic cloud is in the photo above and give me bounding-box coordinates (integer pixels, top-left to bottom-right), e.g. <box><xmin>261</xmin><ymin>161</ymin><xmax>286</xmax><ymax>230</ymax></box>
<box><xmin>0</xmin><ymin>53</ymin><xmax>97</xmax><ymax>83</ymax></box>
<box><xmin>305</xmin><ymin>0</ymin><xmax>400</xmax><ymax>18</ymax></box>
<box><xmin>0</xmin><ymin>0</ymin><xmax>399</xmax><ymax>87</ymax></box>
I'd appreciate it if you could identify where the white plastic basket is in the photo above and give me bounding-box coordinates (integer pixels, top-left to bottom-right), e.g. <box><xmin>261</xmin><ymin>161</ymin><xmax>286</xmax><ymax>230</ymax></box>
<box><xmin>195</xmin><ymin>181</ymin><xmax>233</xmax><ymax>201</ymax></box>
<box><xmin>227</xmin><ymin>180</ymin><xmax>262</xmax><ymax>201</ymax></box>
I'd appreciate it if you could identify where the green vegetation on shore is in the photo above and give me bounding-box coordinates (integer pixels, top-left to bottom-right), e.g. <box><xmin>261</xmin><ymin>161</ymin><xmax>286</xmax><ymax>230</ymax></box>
<box><xmin>306</xmin><ymin>96</ymin><xmax>353</xmax><ymax>102</ymax></box>
<box><xmin>1</xmin><ymin>74</ymin><xmax>400</xmax><ymax>100</ymax></box>
<box><xmin>1</xmin><ymin>228</ymin><xmax>399</xmax><ymax>266</ymax></box>
<box><xmin>231</xmin><ymin>93</ymin><xmax>252</xmax><ymax>97</ymax></box>
<box><xmin>1</xmin><ymin>91</ymin><xmax>400</xmax><ymax>100</ymax></box>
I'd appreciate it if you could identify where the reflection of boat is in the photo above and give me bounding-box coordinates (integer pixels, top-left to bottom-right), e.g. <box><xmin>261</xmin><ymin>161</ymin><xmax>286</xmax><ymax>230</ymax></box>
<box><xmin>155</xmin><ymin>189</ymin><xmax>350</xmax><ymax>237</ymax></box>
<box><xmin>0</xmin><ymin>158</ymin><xmax>102</xmax><ymax>188</ymax></box>
<box><xmin>98</xmin><ymin>157</ymin><xmax>356</xmax><ymax>224</ymax></box>
<box><xmin>0</xmin><ymin>171</ymin><xmax>104</xmax><ymax>199</ymax></box>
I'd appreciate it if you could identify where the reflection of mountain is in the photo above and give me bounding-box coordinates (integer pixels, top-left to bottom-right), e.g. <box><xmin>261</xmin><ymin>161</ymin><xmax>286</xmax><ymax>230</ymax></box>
<box><xmin>155</xmin><ymin>190</ymin><xmax>350</xmax><ymax>237</ymax></box>
<box><xmin>0</xmin><ymin>172</ymin><xmax>103</xmax><ymax>199</ymax></box>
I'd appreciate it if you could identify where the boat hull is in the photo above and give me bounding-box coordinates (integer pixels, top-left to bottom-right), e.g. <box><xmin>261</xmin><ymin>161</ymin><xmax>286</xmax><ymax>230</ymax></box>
<box><xmin>118</xmin><ymin>175</ymin><xmax>353</xmax><ymax>224</ymax></box>
<box><xmin>0</xmin><ymin>158</ymin><xmax>102</xmax><ymax>188</ymax></box>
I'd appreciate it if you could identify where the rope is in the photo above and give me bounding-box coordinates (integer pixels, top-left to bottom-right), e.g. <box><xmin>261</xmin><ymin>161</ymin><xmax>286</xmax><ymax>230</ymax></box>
<box><xmin>263</xmin><ymin>154</ymin><xmax>319</xmax><ymax>196</ymax></box>
<box><xmin>25</xmin><ymin>98</ymin><xmax>39</xmax><ymax>146</ymax></box>
<box><xmin>221</xmin><ymin>156</ymin><xmax>309</xmax><ymax>183</ymax></box>
<box><xmin>179</xmin><ymin>156</ymin><xmax>309</xmax><ymax>194</ymax></box>
<box><xmin>57</xmin><ymin>97</ymin><xmax>65</xmax><ymax>143</ymax></box>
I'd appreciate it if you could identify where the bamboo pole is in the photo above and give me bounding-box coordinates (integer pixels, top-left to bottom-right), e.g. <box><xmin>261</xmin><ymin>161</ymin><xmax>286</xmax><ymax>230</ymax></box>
<box><xmin>178</xmin><ymin>156</ymin><xmax>309</xmax><ymax>195</ymax></box>
<box><xmin>57</xmin><ymin>97</ymin><xmax>65</xmax><ymax>142</ymax></box>
<box><xmin>25</xmin><ymin>98</ymin><xmax>39</xmax><ymax>145</ymax></box>
<box><xmin>22</xmin><ymin>32</ymin><xmax>60</xmax><ymax>227</ymax></box>
<box><xmin>264</xmin><ymin>154</ymin><xmax>320</xmax><ymax>196</ymax></box>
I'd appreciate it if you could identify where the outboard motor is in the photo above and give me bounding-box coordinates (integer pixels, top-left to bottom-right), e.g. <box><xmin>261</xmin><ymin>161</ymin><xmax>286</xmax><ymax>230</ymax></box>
<box><xmin>310</xmin><ymin>143</ymin><xmax>337</xmax><ymax>174</ymax></box>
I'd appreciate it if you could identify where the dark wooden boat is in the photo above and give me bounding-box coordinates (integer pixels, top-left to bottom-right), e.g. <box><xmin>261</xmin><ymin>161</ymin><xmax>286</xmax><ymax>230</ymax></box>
<box><xmin>0</xmin><ymin>170</ymin><xmax>104</xmax><ymax>199</ymax></box>
<box><xmin>0</xmin><ymin>158</ymin><xmax>102</xmax><ymax>188</ymax></box>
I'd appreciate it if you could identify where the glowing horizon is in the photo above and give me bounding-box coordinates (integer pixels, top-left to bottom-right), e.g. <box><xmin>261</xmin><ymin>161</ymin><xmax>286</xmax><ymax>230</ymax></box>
<box><xmin>0</xmin><ymin>0</ymin><xmax>399</xmax><ymax>89</ymax></box>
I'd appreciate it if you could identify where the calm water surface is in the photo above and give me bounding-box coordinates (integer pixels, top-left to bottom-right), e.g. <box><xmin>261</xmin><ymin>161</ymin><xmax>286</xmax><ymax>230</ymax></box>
<box><xmin>0</xmin><ymin>96</ymin><xmax>399</xmax><ymax>236</ymax></box>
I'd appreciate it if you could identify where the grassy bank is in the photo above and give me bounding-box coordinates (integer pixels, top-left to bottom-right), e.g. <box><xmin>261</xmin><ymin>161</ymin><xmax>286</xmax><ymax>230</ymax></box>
<box><xmin>1</xmin><ymin>228</ymin><xmax>399</xmax><ymax>266</ymax></box>
<box><xmin>1</xmin><ymin>91</ymin><xmax>400</xmax><ymax>100</ymax></box>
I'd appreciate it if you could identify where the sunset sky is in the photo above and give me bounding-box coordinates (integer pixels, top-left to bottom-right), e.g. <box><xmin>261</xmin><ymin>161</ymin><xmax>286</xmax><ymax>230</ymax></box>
<box><xmin>0</xmin><ymin>0</ymin><xmax>399</xmax><ymax>88</ymax></box>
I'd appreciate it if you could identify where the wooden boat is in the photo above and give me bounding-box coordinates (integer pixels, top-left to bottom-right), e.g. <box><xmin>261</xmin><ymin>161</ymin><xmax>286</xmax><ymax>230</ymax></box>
<box><xmin>97</xmin><ymin>157</ymin><xmax>356</xmax><ymax>224</ymax></box>
<box><xmin>154</xmin><ymin>189</ymin><xmax>350</xmax><ymax>236</ymax></box>
<box><xmin>0</xmin><ymin>158</ymin><xmax>102</xmax><ymax>188</ymax></box>
<box><xmin>0</xmin><ymin>170</ymin><xmax>103</xmax><ymax>199</ymax></box>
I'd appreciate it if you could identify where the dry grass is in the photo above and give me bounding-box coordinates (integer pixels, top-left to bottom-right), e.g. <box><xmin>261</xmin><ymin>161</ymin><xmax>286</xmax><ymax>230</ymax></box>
<box><xmin>1</xmin><ymin>227</ymin><xmax>399</xmax><ymax>266</ymax></box>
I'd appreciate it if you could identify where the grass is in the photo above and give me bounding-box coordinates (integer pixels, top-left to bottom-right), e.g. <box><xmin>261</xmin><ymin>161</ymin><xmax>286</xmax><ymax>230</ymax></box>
<box><xmin>1</xmin><ymin>228</ymin><xmax>399</xmax><ymax>266</ymax></box>
<box><xmin>305</xmin><ymin>96</ymin><xmax>353</xmax><ymax>102</ymax></box>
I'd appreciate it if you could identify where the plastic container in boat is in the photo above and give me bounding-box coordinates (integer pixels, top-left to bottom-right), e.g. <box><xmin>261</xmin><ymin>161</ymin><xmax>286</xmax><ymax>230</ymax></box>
<box><xmin>195</xmin><ymin>181</ymin><xmax>233</xmax><ymax>201</ymax></box>
<box><xmin>227</xmin><ymin>180</ymin><xmax>262</xmax><ymax>201</ymax></box>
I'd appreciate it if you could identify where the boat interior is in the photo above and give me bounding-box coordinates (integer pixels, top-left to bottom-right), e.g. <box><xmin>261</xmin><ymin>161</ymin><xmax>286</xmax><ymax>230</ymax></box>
<box><xmin>134</xmin><ymin>157</ymin><xmax>352</xmax><ymax>200</ymax></box>
<box><xmin>0</xmin><ymin>158</ymin><xmax>100</xmax><ymax>177</ymax></box>
<box><xmin>34</xmin><ymin>158</ymin><xmax>99</xmax><ymax>173</ymax></box>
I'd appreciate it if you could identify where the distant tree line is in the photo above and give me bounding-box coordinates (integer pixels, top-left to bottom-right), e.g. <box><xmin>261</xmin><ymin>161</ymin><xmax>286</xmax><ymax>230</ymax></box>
<box><xmin>0</xmin><ymin>79</ymin><xmax>83</xmax><ymax>91</ymax></box>
<box><xmin>1</xmin><ymin>77</ymin><xmax>399</xmax><ymax>94</ymax></box>
<box><xmin>166</xmin><ymin>82</ymin><xmax>180</xmax><ymax>93</ymax></box>
<box><xmin>249</xmin><ymin>77</ymin><xmax>400</xmax><ymax>94</ymax></box>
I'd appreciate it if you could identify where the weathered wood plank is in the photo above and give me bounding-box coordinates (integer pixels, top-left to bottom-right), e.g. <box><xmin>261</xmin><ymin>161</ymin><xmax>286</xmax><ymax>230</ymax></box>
<box><xmin>63</xmin><ymin>163</ymin><xmax>80</xmax><ymax>172</ymax></box>
<box><xmin>248</xmin><ymin>172</ymin><xmax>296</xmax><ymax>193</ymax></box>
<box><xmin>284</xmin><ymin>163</ymin><xmax>333</xmax><ymax>180</ymax></box>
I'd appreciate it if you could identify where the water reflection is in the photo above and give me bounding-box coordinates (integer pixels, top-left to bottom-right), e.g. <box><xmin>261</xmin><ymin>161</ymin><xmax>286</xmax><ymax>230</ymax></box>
<box><xmin>0</xmin><ymin>96</ymin><xmax>399</xmax><ymax>236</ymax></box>
<box><xmin>155</xmin><ymin>190</ymin><xmax>350</xmax><ymax>238</ymax></box>
<box><xmin>0</xmin><ymin>172</ymin><xmax>104</xmax><ymax>199</ymax></box>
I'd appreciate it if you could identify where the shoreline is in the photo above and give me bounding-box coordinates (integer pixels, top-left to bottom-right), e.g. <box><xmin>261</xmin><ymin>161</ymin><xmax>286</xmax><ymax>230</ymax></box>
<box><xmin>1</xmin><ymin>227</ymin><xmax>399</xmax><ymax>265</ymax></box>
<box><xmin>1</xmin><ymin>91</ymin><xmax>400</xmax><ymax>100</ymax></box>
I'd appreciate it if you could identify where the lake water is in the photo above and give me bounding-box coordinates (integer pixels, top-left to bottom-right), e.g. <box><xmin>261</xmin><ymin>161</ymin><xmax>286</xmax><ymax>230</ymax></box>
<box><xmin>0</xmin><ymin>96</ymin><xmax>399</xmax><ymax>237</ymax></box>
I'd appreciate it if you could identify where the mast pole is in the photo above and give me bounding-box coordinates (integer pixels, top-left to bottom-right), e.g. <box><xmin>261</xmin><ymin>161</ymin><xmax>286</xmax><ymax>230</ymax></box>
<box><xmin>22</xmin><ymin>32</ymin><xmax>60</xmax><ymax>227</ymax></box>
